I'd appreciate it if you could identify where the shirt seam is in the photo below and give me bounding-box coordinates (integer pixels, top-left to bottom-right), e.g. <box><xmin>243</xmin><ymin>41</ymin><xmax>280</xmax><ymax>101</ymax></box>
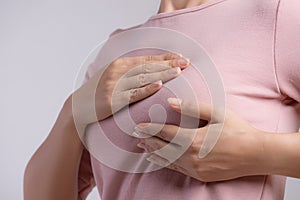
<box><xmin>273</xmin><ymin>0</ymin><xmax>283</xmax><ymax>97</ymax></box>
<box><xmin>260</xmin><ymin>1</ymin><xmax>284</xmax><ymax>199</ymax></box>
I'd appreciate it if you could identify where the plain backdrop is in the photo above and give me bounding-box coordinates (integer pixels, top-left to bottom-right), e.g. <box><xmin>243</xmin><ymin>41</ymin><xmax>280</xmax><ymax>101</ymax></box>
<box><xmin>1</xmin><ymin>0</ymin><xmax>299</xmax><ymax>199</ymax></box>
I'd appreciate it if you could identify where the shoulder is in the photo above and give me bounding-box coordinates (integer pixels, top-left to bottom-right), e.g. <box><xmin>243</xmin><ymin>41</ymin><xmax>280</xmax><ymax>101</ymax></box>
<box><xmin>109</xmin><ymin>24</ymin><xmax>145</xmax><ymax>38</ymax></box>
<box><xmin>85</xmin><ymin>23</ymin><xmax>147</xmax><ymax>80</ymax></box>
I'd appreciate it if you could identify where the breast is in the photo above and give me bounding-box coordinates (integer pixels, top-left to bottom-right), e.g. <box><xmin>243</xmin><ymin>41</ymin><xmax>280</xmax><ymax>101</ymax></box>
<box><xmin>84</xmin><ymin>64</ymin><xmax>211</xmax><ymax>173</ymax></box>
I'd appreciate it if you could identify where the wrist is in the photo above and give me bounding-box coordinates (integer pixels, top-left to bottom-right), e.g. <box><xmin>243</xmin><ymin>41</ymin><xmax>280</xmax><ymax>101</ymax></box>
<box><xmin>260</xmin><ymin>131</ymin><xmax>300</xmax><ymax>177</ymax></box>
<box><xmin>258</xmin><ymin>131</ymin><xmax>290</xmax><ymax>176</ymax></box>
<box><xmin>243</xmin><ymin>129</ymin><xmax>270</xmax><ymax>176</ymax></box>
<box><xmin>254</xmin><ymin>130</ymin><xmax>277</xmax><ymax>175</ymax></box>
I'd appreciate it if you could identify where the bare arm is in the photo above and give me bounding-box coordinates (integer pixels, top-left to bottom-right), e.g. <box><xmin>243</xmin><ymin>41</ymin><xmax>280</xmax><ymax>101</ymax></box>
<box><xmin>23</xmin><ymin>53</ymin><xmax>189</xmax><ymax>199</ymax></box>
<box><xmin>24</xmin><ymin>97</ymin><xmax>84</xmax><ymax>200</ymax></box>
<box><xmin>133</xmin><ymin>99</ymin><xmax>300</xmax><ymax>182</ymax></box>
<box><xmin>261</xmin><ymin>131</ymin><xmax>300</xmax><ymax>178</ymax></box>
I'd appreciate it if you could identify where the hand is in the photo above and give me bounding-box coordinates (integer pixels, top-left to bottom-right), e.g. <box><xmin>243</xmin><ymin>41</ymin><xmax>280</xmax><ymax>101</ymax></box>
<box><xmin>134</xmin><ymin>98</ymin><xmax>265</xmax><ymax>182</ymax></box>
<box><xmin>71</xmin><ymin>54</ymin><xmax>190</xmax><ymax>128</ymax></box>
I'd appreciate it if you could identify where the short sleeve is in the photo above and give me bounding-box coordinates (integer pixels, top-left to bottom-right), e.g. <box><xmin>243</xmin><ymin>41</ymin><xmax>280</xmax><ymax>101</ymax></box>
<box><xmin>275</xmin><ymin>0</ymin><xmax>300</xmax><ymax>103</ymax></box>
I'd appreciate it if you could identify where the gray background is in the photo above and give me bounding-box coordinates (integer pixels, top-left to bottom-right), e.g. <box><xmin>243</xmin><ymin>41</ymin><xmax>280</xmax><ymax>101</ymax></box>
<box><xmin>0</xmin><ymin>0</ymin><xmax>299</xmax><ymax>199</ymax></box>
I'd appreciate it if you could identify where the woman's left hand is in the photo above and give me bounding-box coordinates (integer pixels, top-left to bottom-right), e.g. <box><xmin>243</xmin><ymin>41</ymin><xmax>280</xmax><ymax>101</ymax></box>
<box><xmin>134</xmin><ymin>98</ymin><xmax>267</xmax><ymax>182</ymax></box>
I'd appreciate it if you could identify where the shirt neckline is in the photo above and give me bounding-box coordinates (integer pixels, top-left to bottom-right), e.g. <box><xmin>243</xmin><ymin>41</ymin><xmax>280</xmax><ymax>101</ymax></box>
<box><xmin>149</xmin><ymin>0</ymin><xmax>228</xmax><ymax>20</ymax></box>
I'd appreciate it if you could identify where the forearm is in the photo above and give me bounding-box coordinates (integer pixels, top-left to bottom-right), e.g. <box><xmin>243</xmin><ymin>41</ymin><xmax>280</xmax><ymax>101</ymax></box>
<box><xmin>24</xmin><ymin>96</ymin><xmax>84</xmax><ymax>200</ymax></box>
<box><xmin>260</xmin><ymin>131</ymin><xmax>300</xmax><ymax>178</ymax></box>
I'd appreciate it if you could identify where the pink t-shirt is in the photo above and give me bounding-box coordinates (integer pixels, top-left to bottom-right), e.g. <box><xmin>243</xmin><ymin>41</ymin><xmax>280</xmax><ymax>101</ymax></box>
<box><xmin>78</xmin><ymin>0</ymin><xmax>300</xmax><ymax>199</ymax></box>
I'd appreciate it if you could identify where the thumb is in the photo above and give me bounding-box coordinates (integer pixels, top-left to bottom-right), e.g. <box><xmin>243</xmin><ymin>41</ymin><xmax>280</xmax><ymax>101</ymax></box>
<box><xmin>167</xmin><ymin>98</ymin><xmax>223</xmax><ymax>122</ymax></box>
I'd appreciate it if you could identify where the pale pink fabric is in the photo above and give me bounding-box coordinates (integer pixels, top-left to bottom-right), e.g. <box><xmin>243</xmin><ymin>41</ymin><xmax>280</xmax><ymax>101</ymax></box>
<box><xmin>78</xmin><ymin>0</ymin><xmax>300</xmax><ymax>199</ymax></box>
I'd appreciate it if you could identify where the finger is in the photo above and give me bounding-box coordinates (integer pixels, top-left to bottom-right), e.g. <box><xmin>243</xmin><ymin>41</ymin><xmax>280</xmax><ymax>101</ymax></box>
<box><xmin>110</xmin><ymin>53</ymin><xmax>181</xmax><ymax>75</ymax></box>
<box><xmin>134</xmin><ymin>123</ymin><xmax>197</xmax><ymax>147</ymax></box>
<box><xmin>138</xmin><ymin>136</ymin><xmax>171</xmax><ymax>152</ymax></box>
<box><xmin>134</xmin><ymin>123</ymin><xmax>177</xmax><ymax>142</ymax></box>
<box><xmin>129</xmin><ymin>53</ymin><xmax>183</xmax><ymax>65</ymax></box>
<box><xmin>199</xmin><ymin>124</ymin><xmax>223</xmax><ymax>158</ymax></box>
<box><xmin>125</xmin><ymin>58</ymin><xmax>189</xmax><ymax>77</ymax></box>
<box><xmin>118</xmin><ymin>67</ymin><xmax>181</xmax><ymax>91</ymax></box>
<box><xmin>167</xmin><ymin>98</ymin><xmax>226</xmax><ymax>122</ymax></box>
<box><xmin>111</xmin><ymin>80</ymin><xmax>163</xmax><ymax>113</ymax></box>
<box><xmin>167</xmin><ymin>162</ymin><xmax>189</xmax><ymax>175</ymax></box>
<box><xmin>139</xmin><ymin>137</ymin><xmax>181</xmax><ymax>162</ymax></box>
<box><xmin>146</xmin><ymin>153</ymin><xmax>170</xmax><ymax>167</ymax></box>
<box><xmin>146</xmin><ymin>154</ymin><xmax>189</xmax><ymax>175</ymax></box>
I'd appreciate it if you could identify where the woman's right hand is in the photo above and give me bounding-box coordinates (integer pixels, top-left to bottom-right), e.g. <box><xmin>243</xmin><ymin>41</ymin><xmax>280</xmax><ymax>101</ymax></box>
<box><xmin>71</xmin><ymin>53</ymin><xmax>190</xmax><ymax>128</ymax></box>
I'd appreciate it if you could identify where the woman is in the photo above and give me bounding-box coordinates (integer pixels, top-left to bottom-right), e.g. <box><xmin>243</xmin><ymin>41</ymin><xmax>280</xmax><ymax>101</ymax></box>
<box><xmin>24</xmin><ymin>0</ymin><xmax>300</xmax><ymax>199</ymax></box>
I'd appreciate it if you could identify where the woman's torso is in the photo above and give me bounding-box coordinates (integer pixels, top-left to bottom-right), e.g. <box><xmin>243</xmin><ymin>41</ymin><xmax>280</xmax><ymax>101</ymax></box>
<box><xmin>81</xmin><ymin>0</ymin><xmax>300</xmax><ymax>199</ymax></box>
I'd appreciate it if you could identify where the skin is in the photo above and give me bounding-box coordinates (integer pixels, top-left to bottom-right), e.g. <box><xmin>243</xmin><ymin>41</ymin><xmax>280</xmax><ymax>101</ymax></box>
<box><xmin>159</xmin><ymin>0</ymin><xmax>211</xmax><ymax>13</ymax></box>
<box><xmin>24</xmin><ymin>0</ymin><xmax>300</xmax><ymax>199</ymax></box>
<box><xmin>135</xmin><ymin>98</ymin><xmax>300</xmax><ymax>182</ymax></box>
<box><xmin>132</xmin><ymin>0</ymin><xmax>300</xmax><ymax>182</ymax></box>
<box><xmin>24</xmin><ymin>53</ymin><xmax>190</xmax><ymax>200</ymax></box>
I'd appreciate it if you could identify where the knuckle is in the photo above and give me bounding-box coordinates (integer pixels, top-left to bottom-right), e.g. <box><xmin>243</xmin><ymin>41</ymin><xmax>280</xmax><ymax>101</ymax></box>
<box><xmin>165</xmin><ymin>60</ymin><xmax>172</xmax><ymax>68</ymax></box>
<box><xmin>159</xmin><ymin>130</ymin><xmax>168</xmax><ymax>140</ymax></box>
<box><xmin>145</xmin><ymin>55</ymin><xmax>153</xmax><ymax>62</ymax></box>
<box><xmin>190</xmin><ymin>142</ymin><xmax>201</xmax><ymax>154</ymax></box>
<box><xmin>138</xmin><ymin>73</ymin><xmax>145</xmax><ymax>79</ymax></box>
<box><xmin>129</xmin><ymin>89</ymin><xmax>139</xmax><ymax>102</ymax></box>
<box><xmin>169</xmin><ymin>59</ymin><xmax>177</xmax><ymax>67</ymax></box>
<box><xmin>142</xmin><ymin>64</ymin><xmax>152</xmax><ymax>73</ymax></box>
<box><xmin>138</xmin><ymin>73</ymin><xmax>146</xmax><ymax>85</ymax></box>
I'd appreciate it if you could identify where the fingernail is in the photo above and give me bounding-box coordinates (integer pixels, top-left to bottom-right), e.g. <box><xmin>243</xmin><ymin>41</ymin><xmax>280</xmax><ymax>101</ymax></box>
<box><xmin>132</xmin><ymin>131</ymin><xmax>141</xmax><ymax>137</ymax></box>
<box><xmin>137</xmin><ymin>142</ymin><xmax>146</xmax><ymax>149</ymax></box>
<box><xmin>167</xmin><ymin>98</ymin><xmax>182</xmax><ymax>107</ymax></box>
<box><xmin>186</xmin><ymin>58</ymin><xmax>190</xmax><ymax>64</ymax></box>
<box><xmin>169</xmin><ymin>67</ymin><xmax>181</xmax><ymax>75</ymax></box>
<box><xmin>150</xmin><ymin>80</ymin><xmax>163</xmax><ymax>89</ymax></box>
<box><xmin>178</xmin><ymin>59</ymin><xmax>188</xmax><ymax>66</ymax></box>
